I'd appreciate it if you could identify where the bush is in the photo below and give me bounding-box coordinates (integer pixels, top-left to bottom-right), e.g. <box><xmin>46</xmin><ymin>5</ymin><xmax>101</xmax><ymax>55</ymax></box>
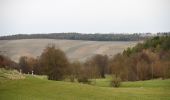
<box><xmin>78</xmin><ymin>76</ymin><xmax>90</xmax><ymax>84</ymax></box>
<box><xmin>110</xmin><ymin>76</ymin><xmax>121</xmax><ymax>87</ymax></box>
<box><xmin>69</xmin><ymin>75</ymin><xmax>75</xmax><ymax>82</ymax></box>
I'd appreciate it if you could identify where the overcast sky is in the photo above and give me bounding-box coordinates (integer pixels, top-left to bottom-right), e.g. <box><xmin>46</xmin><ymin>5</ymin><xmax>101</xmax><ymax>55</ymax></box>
<box><xmin>0</xmin><ymin>0</ymin><xmax>170</xmax><ymax>36</ymax></box>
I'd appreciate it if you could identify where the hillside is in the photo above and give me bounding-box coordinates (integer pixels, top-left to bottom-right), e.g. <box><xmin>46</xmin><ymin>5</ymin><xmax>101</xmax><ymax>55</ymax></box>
<box><xmin>0</xmin><ymin>39</ymin><xmax>138</xmax><ymax>62</ymax></box>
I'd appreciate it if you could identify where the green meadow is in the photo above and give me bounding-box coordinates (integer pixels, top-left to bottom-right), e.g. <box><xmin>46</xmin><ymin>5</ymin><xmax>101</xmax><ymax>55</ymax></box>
<box><xmin>0</xmin><ymin>69</ymin><xmax>170</xmax><ymax>100</ymax></box>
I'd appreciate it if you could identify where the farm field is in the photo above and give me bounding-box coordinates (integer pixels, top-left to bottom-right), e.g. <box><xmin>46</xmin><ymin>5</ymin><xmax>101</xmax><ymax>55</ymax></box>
<box><xmin>0</xmin><ymin>69</ymin><xmax>170</xmax><ymax>100</ymax></box>
<box><xmin>0</xmin><ymin>39</ymin><xmax>138</xmax><ymax>62</ymax></box>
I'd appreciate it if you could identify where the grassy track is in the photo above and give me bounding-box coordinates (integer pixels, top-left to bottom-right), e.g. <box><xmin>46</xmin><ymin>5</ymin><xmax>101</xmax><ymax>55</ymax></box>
<box><xmin>0</xmin><ymin>75</ymin><xmax>170</xmax><ymax>100</ymax></box>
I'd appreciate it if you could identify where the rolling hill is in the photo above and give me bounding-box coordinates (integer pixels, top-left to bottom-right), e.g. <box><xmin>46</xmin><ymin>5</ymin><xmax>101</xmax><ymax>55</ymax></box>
<box><xmin>0</xmin><ymin>39</ymin><xmax>139</xmax><ymax>62</ymax></box>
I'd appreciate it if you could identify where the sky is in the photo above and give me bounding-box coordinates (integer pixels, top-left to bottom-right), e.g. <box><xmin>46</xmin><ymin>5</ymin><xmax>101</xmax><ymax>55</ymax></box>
<box><xmin>0</xmin><ymin>0</ymin><xmax>170</xmax><ymax>36</ymax></box>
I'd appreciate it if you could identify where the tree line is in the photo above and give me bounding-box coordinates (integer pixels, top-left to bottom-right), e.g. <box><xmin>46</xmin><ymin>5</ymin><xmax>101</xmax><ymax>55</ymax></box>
<box><xmin>17</xmin><ymin>45</ymin><xmax>109</xmax><ymax>81</ymax></box>
<box><xmin>0</xmin><ymin>36</ymin><xmax>170</xmax><ymax>82</ymax></box>
<box><xmin>1</xmin><ymin>32</ymin><xmax>170</xmax><ymax>41</ymax></box>
<box><xmin>1</xmin><ymin>32</ymin><xmax>168</xmax><ymax>41</ymax></box>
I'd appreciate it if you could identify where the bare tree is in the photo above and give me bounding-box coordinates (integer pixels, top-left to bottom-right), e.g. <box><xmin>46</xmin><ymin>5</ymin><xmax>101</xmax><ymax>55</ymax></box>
<box><xmin>39</xmin><ymin>44</ymin><xmax>69</xmax><ymax>80</ymax></box>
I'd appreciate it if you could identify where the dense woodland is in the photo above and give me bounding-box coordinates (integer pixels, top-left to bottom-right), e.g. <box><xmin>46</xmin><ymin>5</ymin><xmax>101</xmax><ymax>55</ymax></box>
<box><xmin>0</xmin><ymin>36</ymin><xmax>170</xmax><ymax>84</ymax></box>
<box><xmin>1</xmin><ymin>32</ymin><xmax>170</xmax><ymax>41</ymax></box>
<box><xmin>121</xmin><ymin>36</ymin><xmax>170</xmax><ymax>80</ymax></box>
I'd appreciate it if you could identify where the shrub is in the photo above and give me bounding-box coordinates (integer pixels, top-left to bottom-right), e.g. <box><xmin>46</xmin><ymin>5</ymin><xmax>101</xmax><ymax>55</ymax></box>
<box><xmin>69</xmin><ymin>75</ymin><xmax>75</xmax><ymax>82</ymax></box>
<box><xmin>110</xmin><ymin>76</ymin><xmax>121</xmax><ymax>87</ymax></box>
<box><xmin>78</xmin><ymin>76</ymin><xmax>90</xmax><ymax>84</ymax></box>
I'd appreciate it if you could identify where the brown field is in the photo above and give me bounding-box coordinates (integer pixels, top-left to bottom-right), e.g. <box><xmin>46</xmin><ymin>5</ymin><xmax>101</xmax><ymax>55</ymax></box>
<box><xmin>0</xmin><ymin>39</ymin><xmax>139</xmax><ymax>62</ymax></box>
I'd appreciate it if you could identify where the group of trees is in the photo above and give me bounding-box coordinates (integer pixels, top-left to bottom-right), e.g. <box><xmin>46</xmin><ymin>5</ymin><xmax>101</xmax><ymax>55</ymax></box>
<box><xmin>19</xmin><ymin>56</ymin><xmax>38</xmax><ymax>74</ymax></box>
<box><xmin>18</xmin><ymin>44</ymin><xmax>70</xmax><ymax>80</ymax></box>
<box><xmin>120</xmin><ymin>36</ymin><xmax>170</xmax><ymax>80</ymax></box>
<box><xmin>18</xmin><ymin>46</ymin><xmax>109</xmax><ymax>81</ymax></box>
<box><xmin>69</xmin><ymin>55</ymin><xmax>109</xmax><ymax>82</ymax></box>
<box><xmin>1</xmin><ymin>36</ymin><xmax>170</xmax><ymax>82</ymax></box>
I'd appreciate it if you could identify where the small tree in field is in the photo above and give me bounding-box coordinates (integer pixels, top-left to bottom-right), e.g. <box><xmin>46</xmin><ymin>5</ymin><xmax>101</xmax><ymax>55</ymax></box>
<box><xmin>39</xmin><ymin>44</ymin><xmax>69</xmax><ymax>80</ymax></box>
<box><xmin>110</xmin><ymin>75</ymin><xmax>121</xmax><ymax>87</ymax></box>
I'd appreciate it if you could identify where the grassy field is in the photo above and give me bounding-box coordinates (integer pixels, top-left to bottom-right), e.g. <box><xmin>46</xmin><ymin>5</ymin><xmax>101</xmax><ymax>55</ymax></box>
<box><xmin>90</xmin><ymin>76</ymin><xmax>170</xmax><ymax>88</ymax></box>
<box><xmin>0</xmin><ymin>39</ymin><xmax>138</xmax><ymax>62</ymax></box>
<box><xmin>0</xmin><ymin>69</ymin><xmax>170</xmax><ymax>100</ymax></box>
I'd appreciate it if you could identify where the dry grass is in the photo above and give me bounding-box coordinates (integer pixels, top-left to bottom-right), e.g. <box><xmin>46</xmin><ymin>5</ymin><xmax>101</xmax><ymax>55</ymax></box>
<box><xmin>0</xmin><ymin>68</ymin><xmax>25</xmax><ymax>80</ymax></box>
<box><xmin>0</xmin><ymin>39</ymin><xmax>139</xmax><ymax>62</ymax></box>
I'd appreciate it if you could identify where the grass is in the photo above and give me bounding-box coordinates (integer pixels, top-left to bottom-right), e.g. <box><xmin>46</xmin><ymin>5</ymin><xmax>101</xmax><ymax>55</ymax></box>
<box><xmin>0</xmin><ymin>69</ymin><xmax>170</xmax><ymax>100</ymax></box>
<box><xmin>90</xmin><ymin>76</ymin><xmax>170</xmax><ymax>88</ymax></box>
